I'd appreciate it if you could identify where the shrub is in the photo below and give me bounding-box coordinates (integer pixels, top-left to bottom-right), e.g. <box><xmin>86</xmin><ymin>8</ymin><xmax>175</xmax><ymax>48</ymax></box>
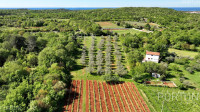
<box><xmin>179</xmin><ymin>81</ymin><xmax>193</xmax><ymax>90</ymax></box>
<box><xmin>186</xmin><ymin>67</ymin><xmax>195</xmax><ymax>74</ymax></box>
<box><xmin>165</xmin><ymin>56</ymin><xmax>175</xmax><ymax>63</ymax></box>
<box><xmin>174</xmin><ymin>57</ymin><xmax>189</xmax><ymax>65</ymax></box>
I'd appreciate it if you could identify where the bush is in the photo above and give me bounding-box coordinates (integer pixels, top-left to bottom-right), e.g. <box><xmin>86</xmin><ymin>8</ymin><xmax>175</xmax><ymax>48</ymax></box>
<box><xmin>174</xmin><ymin>57</ymin><xmax>189</xmax><ymax>65</ymax></box>
<box><xmin>165</xmin><ymin>56</ymin><xmax>175</xmax><ymax>63</ymax></box>
<box><xmin>134</xmin><ymin>73</ymin><xmax>151</xmax><ymax>83</ymax></box>
<box><xmin>27</xmin><ymin>53</ymin><xmax>38</xmax><ymax>67</ymax></box>
<box><xmin>186</xmin><ymin>67</ymin><xmax>195</xmax><ymax>74</ymax></box>
<box><xmin>179</xmin><ymin>81</ymin><xmax>192</xmax><ymax>90</ymax></box>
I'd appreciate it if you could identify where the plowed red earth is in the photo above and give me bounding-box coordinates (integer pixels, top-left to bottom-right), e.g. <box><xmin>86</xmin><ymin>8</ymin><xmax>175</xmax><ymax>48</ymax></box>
<box><xmin>64</xmin><ymin>80</ymin><xmax>150</xmax><ymax>112</ymax></box>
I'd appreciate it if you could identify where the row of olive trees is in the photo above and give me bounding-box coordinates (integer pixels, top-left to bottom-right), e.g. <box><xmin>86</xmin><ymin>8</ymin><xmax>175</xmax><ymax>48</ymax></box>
<box><xmin>113</xmin><ymin>36</ymin><xmax>127</xmax><ymax>76</ymax></box>
<box><xmin>82</xmin><ymin>36</ymin><xmax>127</xmax><ymax>76</ymax></box>
<box><xmin>87</xmin><ymin>36</ymin><xmax>96</xmax><ymax>73</ymax></box>
<box><xmin>96</xmin><ymin>36</ymin><xmax>105</xmax><ymax>74</ymax></box>
<box><xmin>105</xmin><ymin>36</ymin><xmax>112</xmax><ymax>75</ymax></box>
<box><xmin>81</xmin><ymin>46</ymin><xmax>87</xmax><ymax>65</ymax></box>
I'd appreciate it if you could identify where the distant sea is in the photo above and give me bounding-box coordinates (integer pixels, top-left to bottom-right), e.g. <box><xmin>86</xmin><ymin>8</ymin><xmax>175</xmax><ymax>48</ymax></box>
<box><xmin>169</xmin><ymin>7</ymin><xmax>200</xmax><ymax>11</ymax></box>
<box><xmin>0</xmin><ymin>7</ymin><xmax>200</xmax><ymax>11</ymax></box>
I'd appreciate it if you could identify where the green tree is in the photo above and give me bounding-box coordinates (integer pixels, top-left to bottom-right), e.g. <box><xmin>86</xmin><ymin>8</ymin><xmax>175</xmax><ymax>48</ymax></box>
<box><xmin>144</xmin><ymin>23</ymin><xmax>151</xmax><ymax>30</ymax></box>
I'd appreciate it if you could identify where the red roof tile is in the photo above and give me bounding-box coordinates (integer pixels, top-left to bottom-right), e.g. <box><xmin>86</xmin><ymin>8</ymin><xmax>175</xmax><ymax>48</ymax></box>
<box><xmin>146</xmin><ymin>51</ymin><xmax>160</xmax><ymax>56</ymax></box>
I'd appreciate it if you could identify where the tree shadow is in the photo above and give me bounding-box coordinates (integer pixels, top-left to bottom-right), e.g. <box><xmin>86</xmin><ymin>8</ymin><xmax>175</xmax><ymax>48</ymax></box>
<box><xmin>166</xmin><ymin>73</ymin><xmax>176</xmax><ymax>79</ymax></box>
<box><xmin>184</xmin><ymin>77</ymin><xmax>189</xmax><ymax>80</ymax></box>
<box><xmin>106</xmin><ymin>81</ymin><xmax>125</xmax><ymax>85</ymax></box>
<box><xmin>71</xmin><ymin>65</ymin><xmax>84</xmax><ymax>71</ymax></box>
<box><xmin>90</xmin><ymin>72</ymin><xmax>103</xmax><ymax>76</ymax></box>
<box><xmin>60</xmin><ymin>83</ymin><xmax>80</xmax><ymax>112</ymax></box>
<box><xmin>120</xmin><ymin>74</ymin><xmax>132</xmax><ymax>79</ymax></box>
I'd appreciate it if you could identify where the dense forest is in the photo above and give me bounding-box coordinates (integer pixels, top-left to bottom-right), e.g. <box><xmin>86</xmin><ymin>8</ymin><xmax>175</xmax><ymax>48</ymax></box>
<box><xmin>0</xmin><ymin>7</ymin><xmax>200</xmax><ymax>111</ymax></box>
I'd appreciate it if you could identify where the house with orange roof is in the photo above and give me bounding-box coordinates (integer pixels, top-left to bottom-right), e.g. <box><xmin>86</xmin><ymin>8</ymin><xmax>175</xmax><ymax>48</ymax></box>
<box><xmin>142</xmin><ymin>50</ymin><xmax>160</xmax><ymax>63</ymax></box>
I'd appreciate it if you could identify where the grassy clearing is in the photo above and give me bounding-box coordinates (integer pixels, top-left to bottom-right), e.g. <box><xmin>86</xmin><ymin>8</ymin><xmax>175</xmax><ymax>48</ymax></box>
<box><xmin>0</xmin><ymin>26</ymin><xmax>23</xmax><ymax>31</ymax></box>
<box><xmin>169</xmin><ymin>48</ymin><xmax>199</xmax><ymax>58</ymax></box>
<box><xmin>96</xmin><ymin>22</ymin><xmax>123</xmax><ymax>28</ymax></box>
<box><xmin>112</xmin><ymin>29</ymin><xmax>140</xmax><ymax>35</ymax></box>
<box><xmin>167</xmin><ymin>63</ymin><xmax>200</xmax><ymax>90</ymax></box>
<box><xmin>138</xmin><ymin>84</ymin><xmax>200</xmax><ymax>112</ymax></box>
<box><xmin>125</xmin><ymin>21</ymin><xmax>160</xmax><ymax>27</ymax></box>
<box><xmin>125</xmin><ymin>21</ymin><xmax>147</xmax><ymax>26</ymax></box>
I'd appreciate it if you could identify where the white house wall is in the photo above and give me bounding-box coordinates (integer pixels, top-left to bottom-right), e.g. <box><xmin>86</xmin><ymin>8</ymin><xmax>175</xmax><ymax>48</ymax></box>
<box><xmin>145</xmin><ymin>54</ymin><xmax>159</xmax><ymax>63</ymax></box>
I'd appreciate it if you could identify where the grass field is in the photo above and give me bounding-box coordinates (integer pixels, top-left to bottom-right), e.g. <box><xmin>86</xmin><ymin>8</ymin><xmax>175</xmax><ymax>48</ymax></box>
<box><xmin>138</xmin><ymin>84</ymin><xmax>200</xmax><ymax>112</ymax></box>
<box><xmin>125</xmin><ymin>21</ymin><xmax>147</xmax><ymax>26</ymax></box>
<box><xmin>96</xmin><ymin>22</ymin><xmax>123</xmax><ymax>28</ymax></box>
<box><xmin>125</xmin><ymin>21</ymin><xmax>160</xmax><ymax>27</ymax></box>
<box><xmin>168</xmin><ymin>63</ymin><xmax>200</xmax><ymax>90</ymax></box>
<box><xmin>169</xmin><ymin>48</ymin><xmax>199</xmax><ymax>58</ymax></box>
<box><xmin>112</xmin><ymin>29</ymin><xmax>140</xmax><ymax>35</ymax></box>
<box><xmin>0</xmin><ymin>26</ymin><xmax>23</xmax><ymax>31</ymax></box>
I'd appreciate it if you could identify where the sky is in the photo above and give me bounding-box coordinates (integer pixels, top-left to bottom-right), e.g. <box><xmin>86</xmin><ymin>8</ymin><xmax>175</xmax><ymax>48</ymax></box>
<box><xmin>0</xmin><ymin>0</ymin><xmax>200</xmax><ymax>8</ymax></box>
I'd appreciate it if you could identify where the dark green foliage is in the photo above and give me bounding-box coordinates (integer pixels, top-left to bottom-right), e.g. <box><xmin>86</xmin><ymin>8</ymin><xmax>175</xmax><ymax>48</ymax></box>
<box><xmin>132</xmin><ymin>62</ymin><xmax>168</xmax><ymax>82</ymax></box>
<box><xmin>144</xmin><ymin>23</ymin><xmax>151</xmax><ymax>30</ymax></box>
<box><xmin>27</xmin><ymin>53</ymin><xmax>38</xmax><ymax>67</ymax></box>
<box><xmin>0</xmin><ymin>48</ymin><xmax>9</xmax><ymax>67</ymax></box>
<box><xmin>127</xmin><ymin>50</ymin><xmax>143</xmax><ymax>67</ymax></box>
<box><xmin>0</xmin><ymin>31</ymin><xmax>81</xmax><ymax>111</ymax></box>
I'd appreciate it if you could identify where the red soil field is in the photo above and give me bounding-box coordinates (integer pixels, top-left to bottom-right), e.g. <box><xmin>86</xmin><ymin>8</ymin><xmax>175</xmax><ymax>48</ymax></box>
<box><xmin>79</xmin><ymin>80</ymin><xmax>84</xmax><ymax>112</ymax></box>
<box><xmin>86</xmin><ymin>80</ymin><xmax>89</xmax><ymax>112</ymax></box>
<box><xmin>73</xmin><ymin>80</ymin><xmax>80</xmax><ymax>112</ymax></box>
<box><xmin>89</xmin><ymin>81</ymin><xmax>95</xmax><ymax>112</ymax></box>
<box><xmin>102</xmin><ymin>82</ymin><xmax>114</xmax><ymax>112</ymax></box>
<box><xmin>130</xmin><ymin>82</ymin><xmax>151</xmax><ymax>112</ymax></box>
<box><xmin>96</xmin><ymin>22</ymin><xmax>115</xmax><ymax>26</ymax></box>
<box><xmin>98</xmin><ymin>82</ymin><xmax>107</xmax><ymax>112</ymax></box>
<box><xmin>123</xmin><ymin>83</ymin><xmax>141</xmax><ymax>112</ymax></box>
<box><xmin>126</xmin><ymin>83</ymin><xmax>146</xmax><ymax>112</ymax></box>
<box><xmin>63</xmin><ymin>80</ymin><xmax>84</xmax><ymax>112</ymax></box>
<box><xmin>119</xmin><ymin>83</ymin><xmax>137</xmax><ymax>111</ymax></box>
<box><xmin>64</xmin><ymin>80</ymin><xmax>151</xmax><ymax>112</ymax></box>
<box><xmin>93</xmin><ymin>81</ymin><xmax>101</xmax><ymax>112</ymax></box>
<box><xmin>106</xmin><ymin>82</ymin><xmax>120</xmax><ymax>112</ymax></box>
<box><xmin>111</xmin><ymin>82</ymin><xmax>126</xmax><ymax>112</ymax></box>
<box><xmin>115</xmin><ymin>83</ymin><xmax>131</xmax><ymax>112</ymax></box>
<box><xmin>66</xmin><ymin>80</ymin><xmax>77</xmax><ymax>111</ymax></box>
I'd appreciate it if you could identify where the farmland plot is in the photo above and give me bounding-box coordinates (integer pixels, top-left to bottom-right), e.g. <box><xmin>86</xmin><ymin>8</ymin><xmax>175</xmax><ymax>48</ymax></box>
<box><xmin>64</xmin><ymin>80</ymin><xmax>150</xmax><ymax>112</ymax></box>
<box><xmin>86</xmin><ymin>80</ymin><xmax>150</xmax><ymax>112</ymax></box>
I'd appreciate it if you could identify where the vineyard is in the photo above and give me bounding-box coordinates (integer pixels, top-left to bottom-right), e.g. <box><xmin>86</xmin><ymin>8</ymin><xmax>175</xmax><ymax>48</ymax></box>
<box><xmin>64</xmin><ymin>80</ymin><xmax>151</xmax><ymax>112</ymax></box>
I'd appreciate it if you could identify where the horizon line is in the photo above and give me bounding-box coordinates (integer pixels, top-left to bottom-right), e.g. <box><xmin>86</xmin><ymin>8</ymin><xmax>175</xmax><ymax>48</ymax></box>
<box><xmin>0</xmin><ymin>6</ymin><xmax>200</xmax><ymax>8</ymax></box>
